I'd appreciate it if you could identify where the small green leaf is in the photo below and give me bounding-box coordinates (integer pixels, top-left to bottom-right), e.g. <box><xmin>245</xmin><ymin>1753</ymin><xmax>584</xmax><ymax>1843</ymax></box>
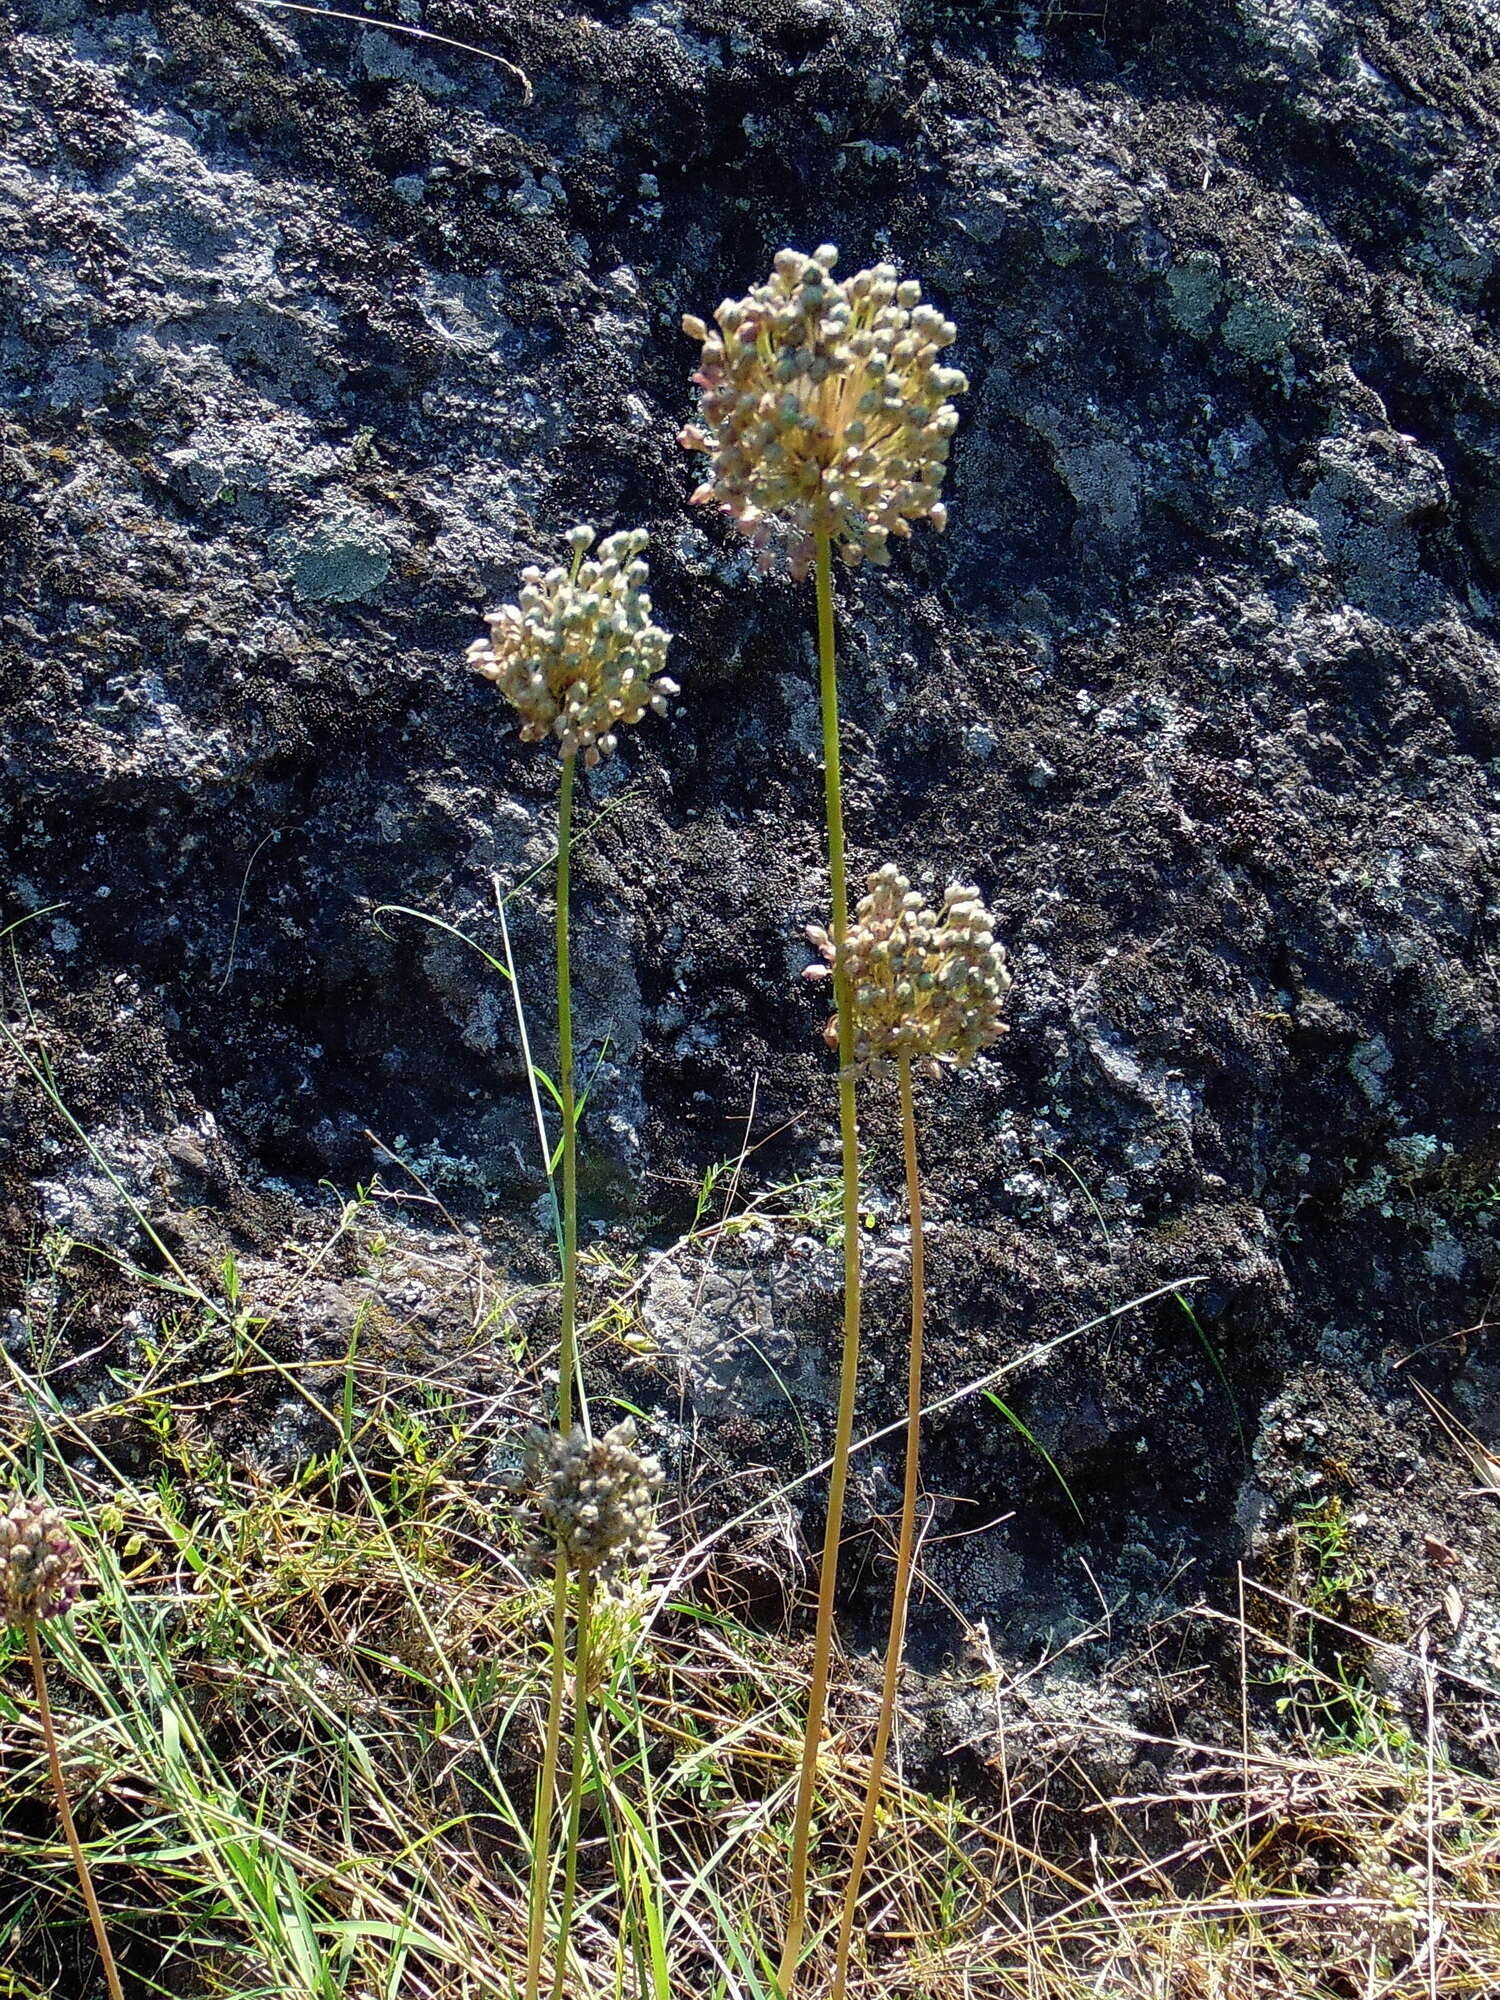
<box><xmin>982</xmin><ymin>1391</ymin><xmax>1084</xmax><ymax>1523</ymax></box>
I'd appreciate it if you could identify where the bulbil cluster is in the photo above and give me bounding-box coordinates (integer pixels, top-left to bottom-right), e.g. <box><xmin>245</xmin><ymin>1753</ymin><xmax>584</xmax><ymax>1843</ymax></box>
<box><xmin>680</xmin><ymin>244</ymin><xmax>968</xmax><ymax>579</ymax></box>
<box><xmin>521</xmin><ymin>1419</ymin><xmax>666</xmax><ymax>1581</ymax></box>
<box><xmin>0</xmin><ymin>1495</ymin><xmax>82</xmax><ymax>1626</ymax></box>
<box><xmin>468</xmin><ymin>526</ymin><xmax>677</xmax><ymax>766</ymax></box>
<box><xmin>806</xmin><ymin>865</ymin><xmax>1012</xmax><ymax>1077</ymax></box>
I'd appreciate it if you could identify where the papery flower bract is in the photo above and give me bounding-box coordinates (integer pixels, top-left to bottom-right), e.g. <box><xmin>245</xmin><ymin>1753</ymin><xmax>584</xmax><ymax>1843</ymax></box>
<box><xmin>680</xmin><ymin>244</ymin><xmax>968</xmax><ymax>579</ymax></box>
<box><xmin>806</xmin><ymin>865</ymin><xmax>1012</xmax><ymax>1077</ymax></box>
<box><xmin>521</xmin><ymin>1419</ymin><xmax>666</xmax><ymax>1581</ymax></box>
<box><xmin>468</xmin><ymin>526</ymin><xmax>677</xmax><ymax>766</ymax></box>
<box><xmin>0</xmin><ymin>1496</ymin><xmax>82</xmax><ymax>1626</ymax></box>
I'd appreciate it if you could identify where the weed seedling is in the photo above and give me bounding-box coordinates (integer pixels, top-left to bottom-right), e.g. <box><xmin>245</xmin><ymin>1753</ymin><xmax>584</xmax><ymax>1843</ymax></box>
<box><xmin>682</xmin><ymin>247</ymin><xmax>967</xmax><ymax>1995</ymax></box>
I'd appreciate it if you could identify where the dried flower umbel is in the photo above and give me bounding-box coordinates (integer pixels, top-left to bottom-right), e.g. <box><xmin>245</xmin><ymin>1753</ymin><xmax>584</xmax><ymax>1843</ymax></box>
<box><xmin>0</xmin><ymin>1495</ymin><xmax>82</xmax><ymax>1625</ymax></box>
<box><xmin>806</xmin><ymin>865</ymin><xmax>1012</xmax><ymax>1077</ymax></box>
<box><xmin>522</xmin><ymin>1419</ymin><xmax>666</xmax><ymax>1582</ymax></box>
<box><xmin>680</xmin><ymin>244</ymin><xmax>967</xmax><ymax>579</ymax></box>
<box><xmin>467</xmin><ymin>525</ymin><xmax>677</xmax><ymax>766</ymax></box>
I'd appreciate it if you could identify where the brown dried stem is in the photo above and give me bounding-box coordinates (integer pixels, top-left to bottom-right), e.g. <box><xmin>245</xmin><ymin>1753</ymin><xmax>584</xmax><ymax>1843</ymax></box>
<box><xmin>830</xmin><ymin>1050</ymin><xmax>925</xmax><ymax>2000</ymax></box>
<box><xmin>28</xmin><ymin>1622</ymin><xmax>125</xmax><ymax>2000</ymax></box>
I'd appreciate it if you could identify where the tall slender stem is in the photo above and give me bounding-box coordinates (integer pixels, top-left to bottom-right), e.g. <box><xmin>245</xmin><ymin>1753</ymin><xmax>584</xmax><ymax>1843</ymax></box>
<box><xmin>525</xmin><ymin>746</ymin><xmax>581</xmax><ymax>2000</ymax></box>
<box><xmin>778</xmin><ymin>529</ymin><xmax>863</xmax><ymax>1997</ymax></box>
<box><xmin>830</xmin><ymin>1053</ymin><xmax>925</xmax><ymax>2000</ymax></box>
<box><xmin>555</xmin><ymin>747</ymin><xmax>579</xmax><ymax>1435</ymax></box>
<box><xmin>550</xmin><ymin>1568</ymin><xmax>596</xmax><ymax>2000</ymax></box>
<box><xmin>28</xmin><ymin>1625</ymin><xmax>125</xmax><ymax>2000</ymax></box>
<box><xmin>526</xmin><ymin>1555</ymin><xmax>570</xmax><ymax>2000</ymax></box>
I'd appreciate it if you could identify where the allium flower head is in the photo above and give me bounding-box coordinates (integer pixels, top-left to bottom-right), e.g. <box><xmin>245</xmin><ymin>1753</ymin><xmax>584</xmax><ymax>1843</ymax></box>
<box><xmin>806</xmin><ymin>865</ymin><xmax>1012</xmax><ymax>1078</ymax></box>
<box><xmin>522</xmin><ymin>1419</ymin><xmax>666</xmax><ymax>1581</ymax></box>
<box><xmin>467</xmin><ymin>526</ymin><xmax>677</xmax><ymax>767</ymax></box>
<box><xmin>0</xmin><ymin>1495</ymin><xmax>82</xmax><ymax>1625</ymax></box>
<box><xmin>680</xmin><ymin>244</ymin><xmax>968</xmax><ymax>579</ymax></box>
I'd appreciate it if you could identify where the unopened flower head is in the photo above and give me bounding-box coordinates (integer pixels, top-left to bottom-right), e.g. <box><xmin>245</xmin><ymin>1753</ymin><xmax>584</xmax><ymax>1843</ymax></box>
<box><xmin>522</xmin><ymin>1418</ymin><xmax>666</xmax><ymax>1580</ymax></box>
<box><xmin>806</xmin><ymin>865</ymin><xmax>1011</xmax><ymax>1077</ymax></box>
<box><xmin>680</xmin><ymin>244</ymin><xmax>968</xmax><ymax>579</ymax></box>
<box><xmin>0</xmin><ymin>1495</ymin><xmax>82</xmax><ymax>1625</ymax></box>
<box><xmin>467</xmin><ymin>526</ymin><xmax>677</xmax><ymax>767</ymax></box>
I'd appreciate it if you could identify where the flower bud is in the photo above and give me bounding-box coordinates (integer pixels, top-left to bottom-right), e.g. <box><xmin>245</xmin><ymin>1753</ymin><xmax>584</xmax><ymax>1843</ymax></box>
<box><xmin>520</xmin><ymin>1420</ymin><xmax>667</xmax><ymax>1582</ymax></box>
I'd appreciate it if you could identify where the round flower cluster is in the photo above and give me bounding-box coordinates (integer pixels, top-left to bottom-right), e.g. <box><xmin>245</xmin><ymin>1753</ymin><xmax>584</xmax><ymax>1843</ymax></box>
<box><xmin>467</xmin><ymin>526</ymin><xmax>677</xmax><ymax>766</ymax></box>
<box><xmin>1330</xmin><ymin>1844</ymin><xmax>1427</xmax><ymax>1960</ymax></box>
<box><xmin>0</xmin><ymin>1495</ymin><xmax>81</xmax><ymax>1625</ymax></box>
<box><xmin>522</xmin><ymin>1419</ymin><xmax>666</xmax><ymax>1581</ymax></box>
<box><xmin>680</xmin><ymin>244</ymin><xmax>968</xmax><ymax>579</ymax></box>
<box><xmin>392</xmin><ymin>1595</ymin><xmax>481</xmax><ymax>1684</ymax></box>
<box><xmin>805</xmin><ymin>865</ymin><xmax>1012</xmax><ymax>1077</ymax></box>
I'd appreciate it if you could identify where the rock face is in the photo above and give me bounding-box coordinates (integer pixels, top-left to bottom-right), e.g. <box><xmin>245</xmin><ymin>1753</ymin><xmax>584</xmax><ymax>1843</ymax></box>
<box><xmin>3</xmin><ymin>0</ymin><xmax>1499</xmax><ymax>1732</ymax></box>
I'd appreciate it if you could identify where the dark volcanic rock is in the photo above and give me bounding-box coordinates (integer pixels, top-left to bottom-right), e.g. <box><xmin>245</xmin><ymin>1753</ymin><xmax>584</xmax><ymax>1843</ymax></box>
<box><xmin>3</xmin><ymin>0</ymin><xmax>1499</xmax><ymax>1738</ymax></box>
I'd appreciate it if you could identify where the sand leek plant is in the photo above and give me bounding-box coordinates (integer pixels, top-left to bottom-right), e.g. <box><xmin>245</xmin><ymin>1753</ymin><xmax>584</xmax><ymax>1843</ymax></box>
<box><xmin>468</xmin><ymin>528</ymin><xmax>674</xmax><ymax>2000</ymax></box>
<box><xmin>682</xmin><ymin>246</ymin><xmax>967</xmax><ymax>1994</ymax></box>
<box><xmin>807</xmin><ymin>868</ymin><xmax>1011</xmax><ymax>1998</ymax></box>
<box><xmin>1</xmin><ymin>1496</ymin><xmax>123</xmax><ymax>2000</ymax></box>
<box><xmin>520</xmin><ymin>1419</ymin><xmax>666</xmax><ymax>1999</ymax></box>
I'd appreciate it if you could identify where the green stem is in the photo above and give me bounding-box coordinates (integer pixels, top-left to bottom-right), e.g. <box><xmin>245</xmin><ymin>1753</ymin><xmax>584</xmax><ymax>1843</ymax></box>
<box><xmin>556</xmin><ymin>748</ymin><xmax>579</xmax><ymax>1435</ymax></box>
<box><xmin>829</xmin><ymin>1053</ymin><xmax>925</xmax><ymax>2000</ymax></box>
<box><xmin>28</xmin><ymin>1624</ymin><xmax>125</xmax><ymax>2000</ymax></box>
<box><xmin>550</xmin><ymin>1568</ymin><xmax>595</xmax><ymax>2000</ymax></box>
<box><xmin>778</xmin><ymin>529</ymin><xmax>863</xmax><ymax>1998</ymax></box>
<box><xmin>527</xmin><ymin>747</ymin><xmax>582</xmax><ymax>2000</ymax></box>
<box><xmin>525</xmin><ymin>1559</ymin><xmax>571</xmax><ymax>2000</ymax></box>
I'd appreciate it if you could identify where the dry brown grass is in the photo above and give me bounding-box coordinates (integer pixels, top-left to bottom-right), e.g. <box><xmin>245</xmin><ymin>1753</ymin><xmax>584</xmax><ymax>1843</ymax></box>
<box><xmin>1</xmin><ymin>1207</ymin><xmax>1498</xmax><ymax>2000</ymax></box>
